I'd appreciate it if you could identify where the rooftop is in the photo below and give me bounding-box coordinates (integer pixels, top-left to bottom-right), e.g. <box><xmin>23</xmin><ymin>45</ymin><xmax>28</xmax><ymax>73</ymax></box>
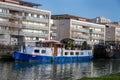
<box><xmin>20</xmin><ymin>1</ymin><xmax>41</xmax><ymax>7</ymax></box>
<box><xmin>52</xmin><ymin>14</ymin><xmax>90</xmax><ymax>22</ymax></box>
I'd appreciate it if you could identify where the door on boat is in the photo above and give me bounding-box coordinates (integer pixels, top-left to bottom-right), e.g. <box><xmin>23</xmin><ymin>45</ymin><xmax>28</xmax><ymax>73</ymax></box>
<box><xmin>54</xmin><ymin>44</ymin><xmax>57</xmax><ymax>56</ymax></box>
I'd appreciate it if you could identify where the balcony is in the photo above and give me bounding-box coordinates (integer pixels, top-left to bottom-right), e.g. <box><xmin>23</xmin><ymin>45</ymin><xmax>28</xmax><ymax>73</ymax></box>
<box><xmin>51</xmin><ymin>26</ymin><xmax>57</xmax><ymax>30</ymax></box>
<box><xmin>0</xmin><ymin>21</ymin><xmax>22</xmax><ymax>28</ymax></box>
<box><xmin>0</xmin><ymin>30</ymin><xmax>22</xmax><ymax>36</ymax></box>
<box><xmin>23</xmin><ymin>32</ymin><xmax>48</xmax><ymax>37</ymax></box>
<box><xmin>51</xmin><ymin>33</ymin><xmax>57</xmax><ymax>36</ymax></box>
<box><xmin>72</xmin><ymin>21</ymin><xmax>91</xmax><ymax>27</ymax></box>
<box><xmin>0</xmin><ymin>12</ymin><xmax>12</xmax><ymax>18</ymax></box>
<box><xmin>23</xmin><ymin>24</ymin><xmax>49</xmax><ymax>30</ymax></box>
<box><xmin>10</xmin><ymin>31</ymin><xmax>20</xmax><ymax>35</ymax></box>
<box><xmin>0</xmin><ymin>2</ymin><xmax>50</xmax><ymax>15</ymax></box>
<box><xmin>0</xmin><ymin>12</ymin><xmax>22</xmax><ymax>20</ymax></box>
<box><xmin>72</xmin><ymin>34</ymin><xmax>89</xmax><ymax>39</ymax></box>
<box><xmin>92</xmin><ymin>30</ymin><xmax>104</xmax><ymax>34</ymax></box>
<box><xmin>92</xmin><ymin>36</ymin><xmax>104</xmax><ymax>40</ymax></box>
<box><xmin>80</xmin><ymin>34</ymin><xmax>89</xmax><ymax>39</ymax></box>
<box><xmin>71</xmin><ymin>28</ymin><xmax>89</xmax><ymax>33</ymax></box>
<box><xmin>0</xmin><ymin>20</ymin><xmax>49</xmax><ymax>30</ymax></box>
<box><xmin>72</xmin><ymin>20</ymin><xmax>105</xmax><ymax>28</ymax></box>
<box><xmin>0</xmin><ymin>29</ymin><xmax>49</xmax><ymax>38</ymax></box>
<box><xmin>25</xmin><ymin>16</ymin><xmax>49</xmax><ymax>23</ymax></box>
<box><xmin>11</xmin><ymin>14</ymin><xmax>21</xmax><ymax>20</ymax></box>
<box><xmin>0</xmin><ymin>38</ymin><xmax>7</xmax><ymax>42</ymax></box>
<box><xmin>0</xmin><ymin>29</ymin><xmax>9</xmax><ymax>34</ymax></box>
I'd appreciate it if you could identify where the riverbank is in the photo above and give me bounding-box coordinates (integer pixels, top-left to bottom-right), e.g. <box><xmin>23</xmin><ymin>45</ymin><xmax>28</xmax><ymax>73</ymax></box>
<box><xmin>0</xmin><ymin>53</ymin><xmax>14</xmax><ymax>61</ymax></box>
<box><xmin>79</xmin><ymin>73</ymin><xmax>120</xmax><ymax>80</ymax></box>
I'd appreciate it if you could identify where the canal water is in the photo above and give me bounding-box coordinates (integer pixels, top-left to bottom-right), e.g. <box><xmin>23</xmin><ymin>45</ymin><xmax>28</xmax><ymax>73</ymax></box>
<box><xmin>0</xmin><ymin>59</ymin><xmax>120</xmax><ymax>80</ymax></box>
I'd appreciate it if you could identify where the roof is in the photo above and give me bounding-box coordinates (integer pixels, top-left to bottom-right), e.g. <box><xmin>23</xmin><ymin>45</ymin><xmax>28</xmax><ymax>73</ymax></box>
<box><xmin>20</xmin><ymin>1</ymin><xmax>41</xmax><ymax>7</ymax></box>
<box><xmin>51</xmin><ymin>14</ymin><xmax>90</xmax><ymax>21</ymax></box>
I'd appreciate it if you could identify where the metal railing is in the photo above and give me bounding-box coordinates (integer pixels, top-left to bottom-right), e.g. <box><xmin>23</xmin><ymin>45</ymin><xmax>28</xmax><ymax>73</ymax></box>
<box><xmin>72</xmin><ymin>28</ymin><xmax>89</xmax><ymax>33</ymax></box>
<box><xmin>23</xmin><ymin>24</ymin><xmax>49</xmax><ymax>30</ymax></box>
<box><xmin>25</xmin><ymin>16</ymin><xmax>49</xmax><ymax>23</ymax></box>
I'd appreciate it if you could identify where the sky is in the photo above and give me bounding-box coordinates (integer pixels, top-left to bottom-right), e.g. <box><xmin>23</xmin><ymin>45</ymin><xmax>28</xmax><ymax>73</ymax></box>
<box><xmin>25</xmin><ymin>0</ymin><xmax>120</xmax><ymax>22</ymax></box>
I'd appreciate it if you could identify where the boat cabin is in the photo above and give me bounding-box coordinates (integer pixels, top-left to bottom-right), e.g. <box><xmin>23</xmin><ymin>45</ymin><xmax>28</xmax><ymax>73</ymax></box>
<box><xmin>35</xmin><ymin>40</ymin><xmax>62</xmax><ymax>56</ymax></box>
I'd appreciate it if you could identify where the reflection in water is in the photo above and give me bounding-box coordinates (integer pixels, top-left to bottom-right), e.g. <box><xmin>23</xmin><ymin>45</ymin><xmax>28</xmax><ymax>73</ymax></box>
<box><xmin>0</xmin><ymin>60</ymin><xmax>120</xmax><ymax>80</ymax></box>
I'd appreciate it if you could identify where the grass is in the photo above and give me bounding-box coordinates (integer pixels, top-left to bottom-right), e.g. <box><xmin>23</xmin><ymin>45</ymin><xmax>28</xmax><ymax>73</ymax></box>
<box><xmin>78</xmin><ymin>73</ymin><xmax>120</xmax><ymax>80</ymax></box>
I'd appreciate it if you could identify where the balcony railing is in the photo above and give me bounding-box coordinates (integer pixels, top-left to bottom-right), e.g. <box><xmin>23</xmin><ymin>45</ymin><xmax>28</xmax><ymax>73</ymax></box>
<box><xmin>0</xmin><ymin>12</ymin><xmax>22</xmax><ymax>20</ymax></box>
<box><xmin>92</xmin><ymin>30</ymin><xmax>104</xmax><ymax>34</ymax></box>
<box><xmin>25</xmin><ymin>16</ymin><xmax>49</xmax><ymax>23</ymax></box>
<box><xmin>0</xmin><ymin>2</ymin><xmax>50</xmax><ymax>15</ymax></box>
<box><xmin>0</xmin><ymin>29</ymin><xmax>49</xmax><ymax>38</ymax></box>
<box><xmin>0</xmin><ymin>30</ymin><xmax>22</xmax><ymax>36</ymax></box>
<box><xmin>72</xmin><ymin>28</ymin><xmax>89</xmax><ymax>33</ymax></box>
<box><xmin>92</xmin><ymin>36</ymin><xmax>104</xmax><ymax>40</ymax></box>
<box><xmin>0</xmin><ymin>29</ymin><xmax>9</xmax><ymax>34</ymax></box>
<box><xmin>0</xmin><ymin>12</ymin><xmax>12</xmax><ymax>18</ymax></box>
<box><xmin>51</xmin><ymin>26</ymin><xmax>57</xmax><ymax>30</ymax></box>
<box><xmin>0</xmin><ymin>21</ymin><xmax>22</xmax><ymax>28</ymax></box>
<box><xmin>0</xmin><ymin>20</ymin><xmax>49</xmax><ymax>30</ymax></box>
<box><xmin>0</xmin><ymin>12</ymin><xmax>49</xmax><ymax>23</ymax></box>
<box><xmin>51</xmin><ymin>33</ymin><xmax>57</xmax><ymax>36</ymax></box>
<box><xmin>72</xmin><ymin>34</ymin><xmax>89</xmax><ymax>39</ymax></box>
<box><xmin>81</xmin><ymin>34</ymin><xmax>89</xmax><ymax>39</ymax></box>
<box><xmin>23</xmin><ymin>32</ymin><xmax>48</xmax><ymax>37</ymax></box>
<box><xmin>23</xmin><ymin>24</ymin><xmax>49</xmax><ymax>30</ymax></box>
<box><xmin>0</xmin><ymin>38</ymin><xmax>7</xmax><ymax>42</ymax></box>
<box><xmin>72</xmin><ymin>20</ymin><xmax>105</xmax><ymax>28</ymax></box>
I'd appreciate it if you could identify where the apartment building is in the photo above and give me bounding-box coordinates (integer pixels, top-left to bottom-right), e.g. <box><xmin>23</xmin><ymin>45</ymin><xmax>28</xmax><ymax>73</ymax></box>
<box><xmin>52</xmin><ymin>14</ymin><xmax>105</xmax><ymax>45</ymax></box>
<box><xmin>112</xmin><ymin>22</ymin><xmax>120</xmax><ymax>26</ymax></box>
<box><xmin>105</xmin><ymin>24</ymin><xmax>120</xmax><ymax>41</ymax></box>
<box><xmin>91</xmin><ymin>16</ymin><xmax>111</xmax><ymax>24</ymax></box>
<box><xmin>0</xmin><ymin>0</ymin><xmax>51</xmax><ymax>45</ymax></box>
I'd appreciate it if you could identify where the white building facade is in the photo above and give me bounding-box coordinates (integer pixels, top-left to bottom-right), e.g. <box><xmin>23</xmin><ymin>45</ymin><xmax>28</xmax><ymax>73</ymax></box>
<box><xmin>91</xmin><ymin>16</ymin><xmax>111</xmax><ymax>24</ymax></box>
<box><xmin>105</xmin><ymin>24</ymin><xmax>120</xmax><ymax>42</ymax></box>
<box><xmin>0</xmin><ymin>0</ymin><xmax>51</xmax><ymax>45</ymax></box>
<box><xmin>52</xmin><ymin>14</ymin><xmax>105</xmax><ymax>45</ymax></box>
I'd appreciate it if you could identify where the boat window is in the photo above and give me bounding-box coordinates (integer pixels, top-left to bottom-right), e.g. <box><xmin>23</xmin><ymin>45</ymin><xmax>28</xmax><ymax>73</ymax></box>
<box><xmin>41</xmin><ymin>50</ymin><xmax>46</xmax><ymax>54</ymax></box>
<box><xmin>70</xmin><ymin>52</ymin><xmax>74</xmax><ymax>55</ymax></box>
<box><xmin>80</xmin><ymin>52</ymin><xmax>84</xmax><ymax>55</ymax></box>
<box><xmin>65</xmin><ymin>52</ymin><xmax>68</xmax><ymax>55</ymax></box>
<box><xmin>76</xmin><ymin>52</ymin><xmax>79</xmax><ymax>55</ymax></box>
<box><xmin>34</xmin><ymin>49</ymin><xmax>39</xmax><ymax>53</ymax></box>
